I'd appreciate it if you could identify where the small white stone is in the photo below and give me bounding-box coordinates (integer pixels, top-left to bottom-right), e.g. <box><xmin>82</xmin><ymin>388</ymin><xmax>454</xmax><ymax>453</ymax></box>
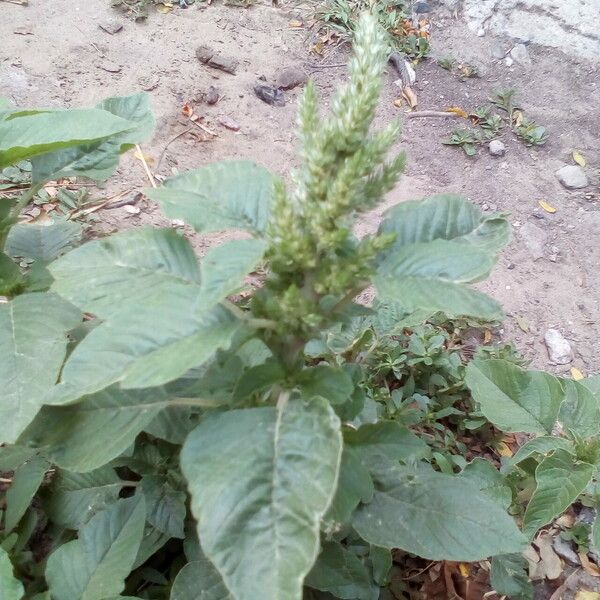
<box><xmin>544</xmin><ymin>329</ymin><xmax>573</xmax><ymax>365</ymax></box>
<box><xmin>477</xmin><ymin>27</ymin><xmax>485</xmax><ymax>37</ymax></box>
<box><xmin>171</xmin><ymin>219</ymin><xmax>185</xmax><ymax>228</ymax></box>
<box><xmin>556</xmin><ymin>165</ymin><xmax>588</xmax><ymax>189</ymax></box>
<box><xmin>488</xmin><ymin>140</ymin><xmax>506</xmax><ymax>156</ymax></box>
<box><xmin>504</xmin><ymin>56</ymin><xmax>514</xmax><ymax>67</ymax></box>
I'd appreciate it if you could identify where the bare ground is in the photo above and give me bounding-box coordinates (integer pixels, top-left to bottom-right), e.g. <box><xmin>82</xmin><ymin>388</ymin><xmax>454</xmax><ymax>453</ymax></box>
<box><xmin>1</xmin><ymin>0</ymin><xmax>598</xmax><ymax>373</ymax></box>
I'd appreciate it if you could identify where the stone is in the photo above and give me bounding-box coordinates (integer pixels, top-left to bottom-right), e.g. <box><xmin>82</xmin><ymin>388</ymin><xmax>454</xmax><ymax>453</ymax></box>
<box><xmin>552</xmin><ymin>537</ymin><xmax>580</xmax><ymax>567</ymax></box>
<box><xmin>510</xmin><ymin>43</ymin><xmax>531</xmax><ymax>65</ymax></box>
<box><xmin>137</xmin><ymin>74</ymin><xmax>159</xmax><ymax>91</ymax></box>
<box><xmin>477</xmin><ymin>27</ymin><xmax>485</xmax><ymax>37</ymax></box>
<box><xmin>488</xmin><ymin>140</ymin><xmax>506</xmax><ymax>156</ymax></box>
<box><xmin>544</xmin><ymin>329</ymin><xmax>573</xmax><ymax>365</ymax></box>
<box><xmin>206</xmin><ymin>85</ymin><xmax>220</xmax><ymax>105</ymax></box>
<box><xmin>218</xmin><ymin>115</ymin><xmax>240</xmax><ymax>131</ymax></box>
<box><xmin>96</xmin><ymin>60</ymin><xmax>122</xmax><ymax>74</ymax></box>
<box><xmin>556</xmin><ymin>165</ymin><xmax>588</xmax><ymax>189</ymax></box>
<box><xmin>196</xmin><ymin>45</ymin><xmax>238</xmax><ymax>74</ymax></box>
<box><xmin>504</xmin><ymin>56</ymin><xmax>514</xmax><ymax>67</ymax></box>
<box><xmin>99</xmin><ymin>19</ymin><xmax>123</xmax><ymax>35</ymax></box>
<box><xmin>276</xmin><ymin>66</ymin><xmax>308</xmax><ymax>90</ymax></box>
<box><xmin>520</xmin><ymin>221</ymin><xmax>547</xmax><ymax>260</ymax></box>
<box><xmin>414</xmin><ymin>0</ymin><xmax>431</xmax><ymax>13</ymax></box>
<box><xmin>491</xmin><ymin>43</ymin><xmax>505</xmax><ymax>59</ymax></box>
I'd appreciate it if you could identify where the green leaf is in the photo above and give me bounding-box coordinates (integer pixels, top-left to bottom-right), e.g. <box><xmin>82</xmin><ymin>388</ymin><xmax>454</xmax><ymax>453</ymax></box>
<box><xmin>20</xmin><ymin>386</ymin><xmax>180</xmax><ymax>472</ymax></box>
<box><xmin>0</xmin><ymin>547</ymin><xmax>24</xmax><ymax>600</ymax></box>
<box><xmin>43</xmin><ymin>466</ymin><xmax>124</xmax><ymax>529</ymax></box>
<box><xmin>140</xmin><ymin>476</ymin><xmax>186</xmax><ymax>538</ymax></box>
<box><xmin>146</xmin><ymin>161</ymin><xmax>275</xmax><ymax>235</ymax></box>
<box><xmin>523</xmin><ymin>449</ymin><xmax>593</xmax><ymax>537</ymax></box>
<box><xmin>374</xmin><ymin>245</ymin><xmax>502</xmax><ymax>320</ymax></box>
<box><xmin>457</xmin><ymin>458</ymin><xmax>511</xmax><ymax>509</ymax></box>
<box><xmin>592</xmin><ymin>514</ymin><xmax>600</xmax><ymax>553</ymax></box>
<box><xmin>379</xmin><ymin>194</ymin><xmax>510</xmax><ymax>255</ymax></box>
<box><xmin>0</xmin><ymin>109</ymin><xmax>137</xmax><ymax>169</ymax></box>
<box><xmin>133</xmin><ymin>526</ymin><xmax>171</xmax><ymax>570</ymax></box>
<box><xmin>143</xmin><ymin>407</ymin><xmax>196</xmax><ymax>444</ymax></box>
<box><xmin>305</xmin><ymin>542</ymin><xmax>375</xmax><ymax>600</ymax></box>
<box><xmin>0</xmin><ymin>293</ymin><xmax>81</xmax><ymax>443</ymax></box>
<box><xmin>5</xmin><ymin>219</ymin><xmax>82</xmax><ymax>262</ymax></box>
<box><xmin>324</xmin><ymin>447</ymin><xmax>373</xmax><ymax>527</ymax></box>
<box><xmin>369</xmin><ymin>546</ymin><xmax>391</xmax><ymax>586</ymax></box>
<box><xmin>558</xmin><ymin>379</ymin><xmax>600</xmax><ymax>438</ymax></box>
<box><xmin>502</xmin><ymin>436</ymin><xmax>575</xmax><ymax>474</ymax></box>
<box><xmin>297</xmin><ymin>365</ymin><xmax>354</xmax><ymax>405</ymax></box>
<box><xmin>345</xmin><ymin>421</ymin><xmax>431</xmax><ymax>463</ymax></box>
<box><xmin>581</xmin><ymin>375</ymin><xmax>600</xmax><ymax>397</ymax></box>
<box><xmin>181</xmin><ymin>397</ymin><xmax>342</xmax><ymax>600</ymax></box>
<box><xmin>465</xmin><ymin>359</ymin><xmax>565</xmax><ymax>434</ymax></box>
<box><xmin>0</xmin><ymin>252</ymin><xmax>24</xmax><ymax>296</ymax></box>
<box><xmin>31</xmin><ymin>93</ymin><xmax>155</xmax><ymax>183</ymax></box>
<box><xmin>50</xmin><ymin>227</ymin><xmax>202</xmax><ymax>319</ymax></box>
<box><xmin>5</xmin><ymin>456</ymin><xmax>49</xmax><ymax>532</ymax></box>
<box><xmin>490</xmin><ymin>554</ymin><xmax>533</xmax><ymax>600</ymax></box>
<box><xmin>45</xmin><ymin>495</ymin><xmax>146</xmax><ymax>600</ymax></box>
<box><xmin>170</xmin><ymin>559</ymin><xmax>234</xmax><ymax>600</ymax></box>
<box><xmin>353</xmin><ymin>461</ymin><xmax>527</xmax><ymax>561</ymax></box>
<box><xmin>232</xmin><ymin>361</ymin><xmax>285</xmax><ymax>403</ymax></box>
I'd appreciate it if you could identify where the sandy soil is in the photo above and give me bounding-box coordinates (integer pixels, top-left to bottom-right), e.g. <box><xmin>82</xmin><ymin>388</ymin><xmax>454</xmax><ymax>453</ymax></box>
<box><xmin>1</xmin><ymin>0</ymin><xmax>598</xmax><ymax>373</ymax></box>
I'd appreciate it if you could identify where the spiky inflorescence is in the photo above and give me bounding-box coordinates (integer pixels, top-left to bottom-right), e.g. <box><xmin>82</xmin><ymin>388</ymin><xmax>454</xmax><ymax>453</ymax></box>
<box><xmin>256</xmin><ymin>13</ymin><xmax>405</xmax><ymax>349</ymax></box>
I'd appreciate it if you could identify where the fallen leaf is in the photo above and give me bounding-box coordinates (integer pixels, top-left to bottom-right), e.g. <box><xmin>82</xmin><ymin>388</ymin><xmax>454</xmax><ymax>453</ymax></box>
<box><xmin>134</xmin><ymin>150</ymin><xmax>154</xmax><ymax>164</ymax></box>
<box><xmin>458</xmin><ymin>563</ymin><xmax>470</xmax><ymax>577</ymax></box>
<box><xmin>393</xmin><ymin>97</ymin><xmax>404</xmax><ymax>109</ymax></box>
<box><xmin>484</xmin><ymin>329</ymin><xmax>492</xmax><ymax>344</ymax></box>
<box><xmin>157</xmin><ymin>3</ymin><xmax>173</xmax><ymax>13</ymax></box>
<box><xmin>576</xmin><ymin>591</ymin><xmax>600</xmax><ymax>600</ymax></box>
<box><xmin>571</xmin><ymin>367</ymin><xmax>585</xmax><ymax>380</ymax></box>
<box><xmin>288</xmin><ymin>19</ymin><xmax>303</xmax><ymax>28</ymax></box>
<box><xmin>402</xmin><ymin>85</ymin><xmax>418</xmax><ymax>109</ymax></box>
<box><xmin>310</xmin><ymin>41</ymin><xmax>324</xmax><ymax>55</ymax></box>
<box><xmin>496</xmin><ymin>442</ymin><xmax>513</xmax><ymax>457</ymax></box>
<box><xmin>539</xmin><ymin>200</ymin><xmax>557</xmax><ymax>213</ymax></box>
<box><xmin>536</xmin><ymin>533</ymin><xmax>562</xmax><ymax>580</ymax></box>
<box><xmin>572</xmin><ymin>150</ymin><xmax>587</xmax><ymax>167</ymax></box>
<box><xmin>445</xmin><ymin>106</ymin><xmax>469</xmax><ymax>118</ymax></box>
<box><xmin>513</xmin><ymin>110</ymin><xmax>524</xmax><ymax>127</ymax></box>
<box><xmin>182</xmin><ymin>103</ymin><xmax>194</xmax><ymax>118</ymax></box>
<box><xmin>516</xmin><ymin>315</ymin><xmax>529</xmax><ymax>333</ymax></box>
<box><xmin>580</xmin><ymin>553</ymin><xmax>600</xmax><ymax>577</ymax></box>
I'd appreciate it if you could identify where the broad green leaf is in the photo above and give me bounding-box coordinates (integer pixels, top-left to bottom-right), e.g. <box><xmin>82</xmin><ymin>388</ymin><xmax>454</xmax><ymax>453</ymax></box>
<box><xmin>457</xmin><ymin>458</ymin><xmax>511</xmax><ymax>509</ymax></box>
<box><xmin>305</xmin><ymin>542</ymin><xmax>375</xmax><ymax>600</ymax></box>
<box><xmin>581</xmin><ymin>375</ymin><xmax>600</xmax><ymax>397</ymax></box>
<box><xmin>20</xmin><ymin>386</ymin><xmax>180</xmax><ymax>472</ymax></box>
<box><xmin>199</xmin><ymin>238</ymin><xmax>266</xmax><ymax>306</ymax></box>
<box><xmin>558</xmin><ymin>380</ymin><xmax>600</xmax><ymax>438</ymax></box>
<box><xmin>501</xmin><ymin>436</ymin><xmax>575</xmax><ymax>474</ymax></box>
<box><xmin>324</xmin><ymin>447</ymin><xmax>373</xmax><ymax>527</ymax></box>
<box><xmin>133</xmin><ymin>525</ymin><xmax>171</xmax><ymax>570</ymax></box>
<box><xmin>490</xmin><ymin>554</ymin><xmax>533</xmax><ymax>600</ymax></box>
<box><xmin>50</xmin><ymin>227</ymin><xmax>202</xmax><ymax>319</ymax></box>
<box><xmin>181</xmin><ymin>398</ymin><xmax>342</xmax><ymax>600</ymax></box>
<box><xmin>51</xmin><ymin>301</ymin><xmax>240</xmax><ymax>402</ymax></box>
<box><xmin>0</xmin><ymin>293</ymin><xmax>81</xmax><ymax>443</ymax></box>
<box><xmin>378</xmin><ymin>194</ymin><xmax>510</xmax><ymax>255</ymax></box>
<box><xmin>345</xmin><ymin>421</ymin><xmax>431</xmax><ymax>463</ymax></box>
<box><xmin>523</xmin><ymin>449</ymin><xmax>593</xmax><ymax>537</ymax></box>
<box><xmin>374</xmin><ymin>256</ymin><xmax>502</xmax><ymax>320</ymax></box>
<box><xmin>170</xmin><ymin>559</ymin><xmax>234</xmax><ymax>600</ymax></box>
<box><xmin>144</xmin><ymin>406</ymin><xmax>196</xmax><ymax>444</ymax></box>
<box><xmin>46</xmin><ymin>495</ymin><xmax>146</xmax><ymax>600</ymax></box>
<box><xmin>297</xmin><ymin>365</ymin><xmax>354</xmax><ymax>405</ymax></box>
<box><xmin>146</xmin><ymin>161</ymin><xmax>275</xmax><ymax>235</ymax></box>
<box><xmin>43</xmin><ymin>466</ymin><xmax>124</xmax><ymax>529</ymax></box>
<box><xmin>0</xmin><ymin>547</ymin><xmax>24</xmax><ymax>600</ymax></box>
<box><xmin>353</xmin><ymin>461</ymin><xmax>527</xmax><ymax>561</ymax></box>
<box><xmin>369</xmin><ymin>546</ymin><xmax>391</xmax><ymax>586</ymax></box>
<box><xmin>593</xmin><ymin>514</ymin><xmax>600</xmax><ymax>553</ymax></box>
<box><xmin>31</xmin><ymin>93</ymin><xmax>155</xmax><ymax>183</ymax></box>
<box><xmin>465</xmin><ymin>359</ymin><xmax>565</xmax><ymax>434</ymax></box>
<box><xmin>0</xmin><ymin>252</ymin><xmax>24</xmax><ymax>295</ymax></box>
<box><xmin>0</xmin><ymin>109</ymin><xmax>136</xmax><ymax>169</ymax></box>
<box><xmin>5</xmin><ymin>456</ymin><xmax>49</xmax><ymax>532</ymax></box>
<box><xmin>6</xmin><ymin>219</ymin><xmax>82</xmax><ymax>262</ymax></box>
<box><xmin>232</xmin><ymin>361</ymin><xmax>285</xmax><ymax>403</ymax></box>
<box><xmin>0</xmin><ymin>446</ymin><xmax>36</xmax><ymax>470</ymax></box>
<box><xmin>140</xmin><ymin>476</ymin><xmax>186</xmax><ymax>538</ymax></box>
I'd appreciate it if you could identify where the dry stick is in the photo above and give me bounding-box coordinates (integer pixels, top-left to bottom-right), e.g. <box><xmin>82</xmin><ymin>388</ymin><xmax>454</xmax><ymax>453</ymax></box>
<box><xmin>156</xmin><ymin>128</ymin><xmax>193</xmax><ymax>171</ymax></box>
<box><xmin>136</xmin><ymin>143</ymin><xmax>157</xmax><ymax>189</ymax></box>
<box><xmin>190</xmin><ymin>118</ymin><xmax>217</xmax><ymax>137</ymax></box>
<box><xmin>407</xmin><ymin>111</ymin><xmax>463</xmax><ymax>119</ymax></box>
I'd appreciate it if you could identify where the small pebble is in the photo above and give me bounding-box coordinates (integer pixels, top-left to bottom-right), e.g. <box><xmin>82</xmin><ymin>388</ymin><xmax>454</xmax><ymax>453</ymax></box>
<box><xmin>556</xmin><ymin>165</ymin><xmax>588</xmax><ymax>189</ymax></box>
<box><xmin>544</xmin><ymin>329</ymin><xmax>573</xmax><ymax>365</ymax></box>
<box><xmin>488</xmin><ymin>140</ymin><xmax>506</xmax><ymax>157</ymax></box>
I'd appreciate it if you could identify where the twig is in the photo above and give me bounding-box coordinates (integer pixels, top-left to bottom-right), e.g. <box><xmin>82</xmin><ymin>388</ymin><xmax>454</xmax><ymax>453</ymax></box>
<box><xmin>135</xmin><ymin>143</ymin><xmax>157</xmax><ymax>188</ymax></box>
<box><xmin>156</xmin><ymin>128</ymin><xmax>193</xmax><ymax>171</ymax></box>
<box><xmin>407</xmin><ymin>111</ymin><xmax>463</xmax><ymax>119</ymax></box>
<box><xmin>306</xmin><ymin>62</ymin><xmax>347</xmax><ymax>69</ymax></box>
<box><xmin>0</xmin><ymin>0</ymin><xmax>28</xmax><ymax>5</ymax></box>
<box><xmin>190</xmin><ymin>119</ymin><xmax>217</xmax><ymax>137</ymax></box>
<box><xmin>0</xmin><ymin>477</ymin><xmax>12</xmax><ymax>483</ymax></box>
<box><xmin>67</xmin><ymin>188</ymin><xmax>134</xmax><ymax>220</ymax></box>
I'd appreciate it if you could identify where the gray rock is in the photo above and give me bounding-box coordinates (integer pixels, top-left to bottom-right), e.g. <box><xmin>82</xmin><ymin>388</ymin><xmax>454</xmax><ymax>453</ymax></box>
<box><xmin>196</xmin><ymin>45</ymin><xmax>238</xmax><ymax>74</ymax></box>
<box><xmin>544</xmin><ymin>329</ymin><xmax>573</xmax><ymax>365</ymax></box>
<box><xmin>96</xmin><ymin>60</ymin><xmax>122</xmax><ymax>74</ymax></box>
<box><xmin>99</xmin><ymin>19</ymin><xmax>123</xmax><ymax>35</ymax></box>
<box><xmin>206</xmin><ymin>86</ymin><xmax>220</xmax><ymax>105</ymax></box>
<box><xmin>577</xmin><ymin>507</ymin><xmax>596</xmax><ymax>525</ymax></box>
<box><xmin>504</xmin><ymin>56</ymin><xmax>514</xmax><ymax>67</ymax></box>
<box><xmin>488</xmin><ymin>140</ymin><xmax>506</xmax><ymax>156</ymax></box>
<box><xmin>491</xmin><ymin>43</ymin><xmax>506</xmax><ymax>59</ymax></box>
<box><xmin>414</xmin><ymin>0</ymin><xmax>431</xmax><ymax>13</ymax></box>
<box><xmin>510</xmin><ymin>43</ymin><xmax>531</xmax><ymax>65</ymax></box>
<box><xmin>556</xmin><ymin>165</ymin><xmax>588</xmax><ymax>189</ymax></box>
<box><xmin>553</xmin><ymin>536</ymin><xmax>580</xmax><ymax>566</ymax></box>
<box><xmin>276</xmin><ymin>66</ymin><xmax>308</xmax><ymax>90</ymax></box>
<box><xmin>520</xmin><ymin>221</ymin><xmax>547</xmax><ymax>260</ymax></box>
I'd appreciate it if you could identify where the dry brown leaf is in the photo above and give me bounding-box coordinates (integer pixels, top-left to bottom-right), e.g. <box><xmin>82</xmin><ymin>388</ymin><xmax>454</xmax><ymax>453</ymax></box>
<box><xmin>576</xmin><ymin>591</ymin><xmax>600</xmax><ymax>600</ymax></box>
<box><xmin>157</xmin><ymin>3</ymin><xmax>173</xmax><ymax>13</ymax></box>
<box><xmin>484</xmin><ymin>329</ymin><xmax>492</xmax><ymax>344</ymax></box>
<box><xmin>134</xmin><ymin>150</ymin><xmax>155</xmax><ymax>164</ymax></box>
<box><xmin>516</xmin><ymin>315</ymin><xmax>529</xmax><ymax>333</ymax></box>
<box><xmin>402</xmin><ymin>86</ymin><xmax>418</xmax><ymax>109</ymax></box>
<box><xmin>496</xmin><ymin>442</ymin><xmax>513</xmax><ymax>458</ymax></box>
<box><xmin>571</xmin><ymin>367</ymin><xmax>585</xmax><ymax>380</ymax></box>
<box><xmin>539</xmin><ymin>200</ymin><xmax>557</xmax><ymax>213</ymax></box>
<box><xmin>182</xmin><ymin>103</ymin><xmax>194</xmax><ymax>118</ymax></box>
<box><xmin>572</xmin><ymin>150</ymin><xmax>587</xmax><ymax>167</ymax></box>
<box><xmin>458</xmin><ymin>563</ymin><xmax>470</xmax><ymax>577</ymax></box>
<box><xmin>536</xmin><ymin>533</ymin><xmax>563</xmax><ymax>580</ymax></box>
<box><xmin>445</xmin><ymin>106</ymin><xmax>469</xmax><ymax>118</ymax></box>
<box><xmin>288</xmin><ymin>19</ymin><xmax>303</xmax><ymax>28</ymax></box>
<box><xmin>580</xmin><ymin>553</ymin><xmax>600</xmax><ymax>577</ymax></box>
<box><xmin>513</xmin><ymin>110</ymin><xmax>524</xmax><ymax>127</ymax></box>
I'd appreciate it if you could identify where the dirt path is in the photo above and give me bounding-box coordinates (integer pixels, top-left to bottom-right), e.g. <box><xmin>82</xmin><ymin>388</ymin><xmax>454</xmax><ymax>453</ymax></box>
<box><xmin>1</xmin><ymin>0</ymin><xmax>598</xmax><ymax>373</ymax></box>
